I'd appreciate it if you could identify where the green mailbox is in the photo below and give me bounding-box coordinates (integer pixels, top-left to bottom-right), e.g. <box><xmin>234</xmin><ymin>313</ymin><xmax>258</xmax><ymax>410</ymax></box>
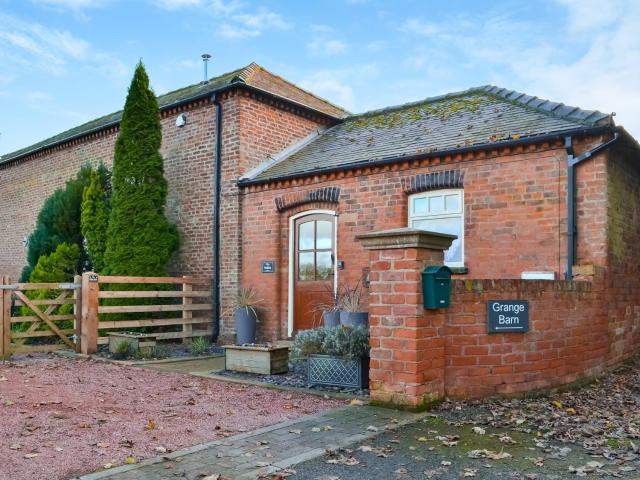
<box><xmin>422</xmin><ymin>265</ymin><xmax>453</xmax><ymax>309</ymax></box>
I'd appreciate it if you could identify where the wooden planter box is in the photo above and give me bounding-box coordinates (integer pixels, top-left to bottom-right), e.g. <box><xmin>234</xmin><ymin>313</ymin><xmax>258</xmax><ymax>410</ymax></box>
<box><xmin>308</xmin><ymin>354</ymin><xmax>369</xmax><ymax>389</ymax></box>
<box><xmin>108</xmin><ymin>332</ymin><xmax>157</xmax><ymax>356</ymax></box>
<box><xmin>224</xmin><ymin>345</ymin><xmax>289</xmax><ymax>375</ymax></box>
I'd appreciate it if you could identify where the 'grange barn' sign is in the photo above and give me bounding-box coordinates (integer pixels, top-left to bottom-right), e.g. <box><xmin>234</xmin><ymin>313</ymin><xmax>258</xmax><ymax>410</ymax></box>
<box><xmin>487</xmin><ymin>300</ymin><xmax>529</xmax><ymax>333</ymax></box>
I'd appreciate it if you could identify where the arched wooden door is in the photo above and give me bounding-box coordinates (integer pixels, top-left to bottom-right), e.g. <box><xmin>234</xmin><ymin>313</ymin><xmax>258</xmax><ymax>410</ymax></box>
<box><xmin>292</xmin><ymin>213</ymin><xmax>336</xmax><ymax>333</ymax></box>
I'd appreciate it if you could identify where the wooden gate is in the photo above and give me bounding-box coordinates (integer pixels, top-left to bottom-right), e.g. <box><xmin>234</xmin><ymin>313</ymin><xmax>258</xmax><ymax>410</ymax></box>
<box><xmin>0</xmin><ymin>276</ymin><xmax>81</xmax><ymax>358</ymax></box>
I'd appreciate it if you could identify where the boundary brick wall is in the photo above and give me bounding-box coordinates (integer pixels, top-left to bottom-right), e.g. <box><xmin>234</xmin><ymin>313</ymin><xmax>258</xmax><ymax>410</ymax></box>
<box><xmin>240</xmin><ymin>137</ymin><xmax>608</xmax><ymax>341</ymax></box>
<box><xmin>363</xmin><ymin>226</ymin><xmax>639</xmax><ymax>406</ymax></box>
<box><xmin>442</xmin><ymin>278</ymin><xmax>606</xmax><ymax>398</ymax></box>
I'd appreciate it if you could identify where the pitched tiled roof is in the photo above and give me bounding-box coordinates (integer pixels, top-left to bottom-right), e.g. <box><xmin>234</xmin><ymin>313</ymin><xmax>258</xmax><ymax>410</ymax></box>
<box><xmin>245</xmin><ymin>85</ymin><xmax>615</xmax><ymax>183</ymax></box>
<box><xmin>0</xmin><ymin>63</ymin><xmax>348</xmax><ymax>165</ymax></box>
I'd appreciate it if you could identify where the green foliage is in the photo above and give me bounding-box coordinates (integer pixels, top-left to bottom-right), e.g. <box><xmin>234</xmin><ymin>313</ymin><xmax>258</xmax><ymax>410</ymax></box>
<box><xmin>81</xmin><ymin>169</ymin><xmax>110</xmax><ymax>272</ymax></box>
<box><xmin>189</xmin><ymin>336</ymin><xmax>210</xmax><ymax>356</ymax></box>
<box><xmin>21</xmin><ymin>163</ymin><xmax>110</xmax><ymax>281</ymax></box>
<box><xmin>103</xmin><ymin>62</ymin><xmax>179</xmax><ymax>276</ymax></box>
<box><xmin>29</xmin><ymin>243</ymin><xmax>81</xmax><ymax>283</ymax></box>
<box><xmin>112</xmin><ymin>340</ymin><xmax>136</xmax><ymax>360</ymax></box>
<box><xmin>290</xmin><ymin>326</ymin><xmax>370</xmax><ymax>363</ymax></box>
<box><xmin>16</xmin><ymin>243</ymin><xmax>81</xmax><ymax>332</ymax></box>
<box><xmin>290</xmin><ymin>328</ymin><xmax>327</xmax><ymax>361</ymax></box>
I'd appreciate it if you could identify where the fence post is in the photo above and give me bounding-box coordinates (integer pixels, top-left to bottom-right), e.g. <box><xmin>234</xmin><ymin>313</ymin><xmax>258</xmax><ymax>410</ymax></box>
<box><xmin>2</xmin><ymin>277</ymin><xmax>12</xmax><ymax>360</ymax></box>
<box><xmin>80</xmin><ymin>272</ymin><xmax>99</xmax><ymax>355</ymax></box>
<box><xmin>182</xmin><ymin>277</ymin><xmax>192</xmax><ymax>345</ymax></box>
<box><xmin>73</xmin><ymin>274</ymin><xmax>82</xmax><ymax>353</ymax></box>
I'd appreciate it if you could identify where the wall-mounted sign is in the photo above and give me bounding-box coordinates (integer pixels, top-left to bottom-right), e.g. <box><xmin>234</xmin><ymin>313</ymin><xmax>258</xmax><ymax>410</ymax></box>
<box><xmin>89</xmin><ymin>274</ymin><xmax>99</xmax><ymax>282</ymax></box>
<box><xmin>261</xmin><ymin>261</ymin><xmax>275</xmax><ymax>273</ymax></box>
<box><xmin>487</xmin><ymin>300</ymin><xmax>529</xmax><ymax>333</ymax></box>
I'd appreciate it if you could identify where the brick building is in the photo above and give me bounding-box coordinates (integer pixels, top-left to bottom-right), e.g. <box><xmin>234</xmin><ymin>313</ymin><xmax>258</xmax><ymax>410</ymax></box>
<box><xmin>1</xmin><ymin>64</ymin><xmax>639</xmax><ymax>400</ymax></box>
<box><xmin>0</xmin><ymin>63</ymin><xmax>347</xmax><ymax>340</ymax></box>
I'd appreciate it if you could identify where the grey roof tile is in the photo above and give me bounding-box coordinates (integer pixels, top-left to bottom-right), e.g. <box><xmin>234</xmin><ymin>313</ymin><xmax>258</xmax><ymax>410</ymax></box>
<box><xmin>247</xmin><ymin>85</ymin><xmax>614</xmax><ymax>183</ymax></box>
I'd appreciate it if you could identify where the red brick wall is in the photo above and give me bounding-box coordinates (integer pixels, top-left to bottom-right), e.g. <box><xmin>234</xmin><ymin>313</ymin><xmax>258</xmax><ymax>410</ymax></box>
<box><xmin>240</xmin><ymin>138</ymin><xmax>610</xmax><ymax>341</ymax></box>
<box><xmin>218</xmin><ymin>92</ymin><xmax>328</xmax><ymax>340</ymax></box>
<box><xmin>443</xmin><ymin>278</ymin><xmax>606</xmax><ymax>398</ymax></box>
<box><xmin>0</xmin><ymin>99</ymin><xmax>217</xmax><ymax>280</ymax></box>
<box><xmin>0</xmin><ymin>89</ymin><xmax>327</xmax><ymax>320</ymax></box>
<box><xmin>604</xmin><ymin>141</ymin><xmax>640</xmax><ymax>365</ymax></box>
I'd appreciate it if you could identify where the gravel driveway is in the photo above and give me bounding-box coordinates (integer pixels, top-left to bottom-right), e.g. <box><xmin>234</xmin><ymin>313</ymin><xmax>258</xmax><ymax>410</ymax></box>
<box><xmin>0</xmin><ymin>354</ymin><xmax>342</xmax><ymax>480</ymax></box>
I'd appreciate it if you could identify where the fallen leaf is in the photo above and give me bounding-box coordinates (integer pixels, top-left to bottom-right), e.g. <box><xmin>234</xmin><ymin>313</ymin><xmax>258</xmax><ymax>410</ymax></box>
<box><xmin>102</xmin><ymin>463</ymin><xmax>114</xmax><ymax>469</ymax></box>
<box><xmin>441</xmin><ymin>460</ymin><xmax>451</xmax><ymax>466</ymax></box>
<box><xmin>96</xmin><ymin>442</ymin><xmax>110</xmax><ymax>448</ymax></box>
<box><xmin>23</xmin><ymin>453</ymin><xmax>38</xmax><ymax>459</ymax></box>
<box><xmin>366</xmin><ymin>425</ymin><xmax>378</xmax><ymax>432</ymax></box>
<box><xmin>124</xmin><ymin>455</ymin><xmax>137</xmax><ymax>464</ymax></box>
<box><xmin>349</xmin><ymin>399</ymin><xmax>364</xmax><ymax>406</ymax></box>
<box><xmin>145</xmin><ymin>419</ymin><xmax>157</xmax><ymax>430</ymax></box>
<box><xmin>311</xmin><ymin>427</ymin><xmax>321</xmax><ymax>432</ymax></box>
<box><xmin>463</xmin><ymin>468</ymin><xmax>477</xmax><ymax>477</ymax></box>
<box><xmin>472</xmin><ymin>426</ymin><xmax>486</xmax><ymax>435</ymax></box>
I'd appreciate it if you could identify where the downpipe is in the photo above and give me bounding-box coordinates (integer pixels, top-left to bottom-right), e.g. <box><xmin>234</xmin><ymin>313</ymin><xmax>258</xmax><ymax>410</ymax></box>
<box><xmin>212</xmin><ymin>93</ymin><xmax>222</xmax><ymax>342</ymax></box>
<box><xmin>564</xmin><ymin>131</ymin><xmax>619</xmax><ymax>280</ymax></box>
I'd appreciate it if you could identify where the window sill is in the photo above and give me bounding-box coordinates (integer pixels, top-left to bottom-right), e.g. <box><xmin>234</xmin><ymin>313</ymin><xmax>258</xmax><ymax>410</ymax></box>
<box><xmin>448</xmin><ymin>266</ymin><xmax>468</xmax><ymax>275</ymax></box>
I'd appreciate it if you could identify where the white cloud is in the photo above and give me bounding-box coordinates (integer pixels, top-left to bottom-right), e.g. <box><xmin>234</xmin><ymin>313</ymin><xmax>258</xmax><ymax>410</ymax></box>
<box><xmin>397</xmin><ymin>1</ymin><xmax>640</xmax><ymax>138</ymax></box>
<box><xmin>301</xmin><ymin>74</ymin><xmax>355</xmax><ymax>111</ymax></box>
<box><xmin>234</xmin><ymin>9</ymin><xmax>289</xmax><ymax>30</ymax></box>
<box><xmin>0</xmin><ymin>14</ymin><xmax>90</xmax><ymax>73</ymax></box>
<box><xmin>32</xmin><ymin>0</ymin><xmax>107</xmax><ymax>8</ymax></box>
<box><xmin>151</xmin><ymin>0</ymin><xmax>288</xmax><ymax>37</ymax></box>
<box><xmin>25</xmin><ymin>90</ymin><xmax>53</xmax><ymax>105</ymax></box>
<box><xmin>307</xmin><ymin>38</ymin><xmax>348</xmax><ymax>56</ymax></box>
<box><xmin>399</xmin><ymin>18</ymin><xmax>442</xmax><ymax>37</ymax></box>
<box><xmin>151</xmin><ymin>0</ymin><xmax>202</xmax><ymax>9</ymax></box>
<box><xmin>218</xmin><ymin>23</ymin><xmax>260</xmax><ymax>39</ymax></box>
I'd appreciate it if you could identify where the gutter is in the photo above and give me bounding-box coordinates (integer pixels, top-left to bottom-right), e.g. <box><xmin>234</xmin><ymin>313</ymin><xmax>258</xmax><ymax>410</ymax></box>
<box><xmin>564</xmin><ymin>130</ymin><xmax>620</xmax><ymax>280</ymax></box>
<box><xmin>212</xmin><ymin>93</ymin><xmax>223</xmax><ymax>342</ymax></box>
<box><xmin>238</xmin><ymin>124</ymin><xmax>615</xmax><ymax>187</ymax></box>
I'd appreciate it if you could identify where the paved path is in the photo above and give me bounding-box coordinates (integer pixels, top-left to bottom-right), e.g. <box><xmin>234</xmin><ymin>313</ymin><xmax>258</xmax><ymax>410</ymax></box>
<box><xmin>75</xmin><ymin>405</ymin><xmax>424</xmax><ymax>480</ymax></box>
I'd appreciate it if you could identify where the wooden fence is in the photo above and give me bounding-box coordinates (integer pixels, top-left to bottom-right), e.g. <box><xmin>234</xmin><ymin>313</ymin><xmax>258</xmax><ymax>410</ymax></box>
<box><xmin>0</xmin><ymin>272</ymin><xmax>213</xmax><ymax>358</ymax></box>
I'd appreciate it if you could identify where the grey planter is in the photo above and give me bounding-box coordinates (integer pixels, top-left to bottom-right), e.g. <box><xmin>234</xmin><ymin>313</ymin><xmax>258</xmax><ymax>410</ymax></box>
<box><xmin>308</xmin><ymin>354</ymin><xmax>369</xmax><ymax>389</ymax></box>
<box><xmin>339</xmin><ymin>311</ymin><xmax>369</xmax><ymax>327</ymax></box>
<box><xmin>234</xmin><ymin>307</ymin><xmax>257</xmax><ymax>345</ymax></box>
<box><xmin>323</xmin><ymin>311</ymin><xmax>341</xmax><ymax>328</ymax></box>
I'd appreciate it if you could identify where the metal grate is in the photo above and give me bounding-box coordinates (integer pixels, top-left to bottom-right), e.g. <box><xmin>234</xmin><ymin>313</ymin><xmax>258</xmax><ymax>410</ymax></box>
<box><xmin>308</xmin><ymin>355</ymin><xmax>362</xmax><ymax>388</ymax></box>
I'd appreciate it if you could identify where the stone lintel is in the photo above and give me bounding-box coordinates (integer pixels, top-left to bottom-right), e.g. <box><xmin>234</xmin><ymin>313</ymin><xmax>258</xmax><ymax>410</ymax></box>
<box><xmin>356</xmin><ymin>228</ymin><xmax>456</xmax><ymax>251</ymax></box>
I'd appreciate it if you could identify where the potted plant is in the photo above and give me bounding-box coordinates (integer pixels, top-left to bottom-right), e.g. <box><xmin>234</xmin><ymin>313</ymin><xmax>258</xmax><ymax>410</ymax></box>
<box><xmin>313</xmin><ymin>285</ymin><xmax>341</xmax><ymax>328</ymax></box>
<box><xmin>227</xmin><ymin>287</ymin><xmax>263</xmax><ymax>345</ymax></box>
<box><xmin>339</xmin><ymin>281</ymin><xmax>368</xmax><ymax>327</ymax></box>
<box><xmin>291</xmin><ymin>325</ymin><xmax>370</xmax><ymax>389</ymax></box>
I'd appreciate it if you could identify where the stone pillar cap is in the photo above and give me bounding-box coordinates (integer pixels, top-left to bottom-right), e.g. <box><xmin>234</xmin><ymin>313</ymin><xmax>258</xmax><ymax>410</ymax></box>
<box><xmin>356</xmin><ymin>227</ymin><xmax>456</xmax><ymax>251</ymax></box>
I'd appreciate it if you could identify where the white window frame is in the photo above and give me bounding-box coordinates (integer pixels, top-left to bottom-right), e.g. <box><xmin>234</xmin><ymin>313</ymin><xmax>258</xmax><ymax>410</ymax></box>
<box><xmin>408</xmin><ymin>189</ymin><xmax>464</xmax><ymax>268</ymax></box>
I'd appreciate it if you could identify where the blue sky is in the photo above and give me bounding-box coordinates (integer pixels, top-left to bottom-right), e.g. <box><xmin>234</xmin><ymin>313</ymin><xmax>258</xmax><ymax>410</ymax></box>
<box><xmin>1</xmin><ymin>0</ymin><xmax>638</xmax><ymax>156</ymax></box>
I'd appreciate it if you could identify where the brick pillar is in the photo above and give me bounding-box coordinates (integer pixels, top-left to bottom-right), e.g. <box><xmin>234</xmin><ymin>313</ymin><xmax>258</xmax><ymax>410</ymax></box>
<box><xmin>357</xmin><ymin>228</ymin><xmax>455</xmax><ymax>409</ymax></box>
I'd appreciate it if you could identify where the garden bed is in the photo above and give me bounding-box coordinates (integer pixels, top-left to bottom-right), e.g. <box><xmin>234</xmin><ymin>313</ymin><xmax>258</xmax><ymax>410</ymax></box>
<box><xmin>0</xmin><ymin>354</ymin><xmax>343</xmax><ymax>480</ymax></box>
<box><xmin>91</xmin><ymin>341</ymin><xmax>225</xmax><ymax>361</ymax></box>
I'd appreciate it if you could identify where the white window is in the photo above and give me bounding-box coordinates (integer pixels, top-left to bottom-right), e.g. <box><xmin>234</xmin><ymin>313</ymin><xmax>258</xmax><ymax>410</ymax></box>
<box><xmin>408</xmin><ymin>189</ymin><xmax>464</xmax><ymax>267</ymax></box>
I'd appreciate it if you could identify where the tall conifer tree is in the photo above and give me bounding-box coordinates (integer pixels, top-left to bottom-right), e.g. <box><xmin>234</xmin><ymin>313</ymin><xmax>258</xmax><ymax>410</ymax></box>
<box><xmin>81</xmin><ymin>169</ymin><xmax>110</xmax><ymax>273</ymax></box>
<box><xmin>103</xmin><ymin>62</ymin><xmax>179</xmax><ymax>275</ymax></box>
